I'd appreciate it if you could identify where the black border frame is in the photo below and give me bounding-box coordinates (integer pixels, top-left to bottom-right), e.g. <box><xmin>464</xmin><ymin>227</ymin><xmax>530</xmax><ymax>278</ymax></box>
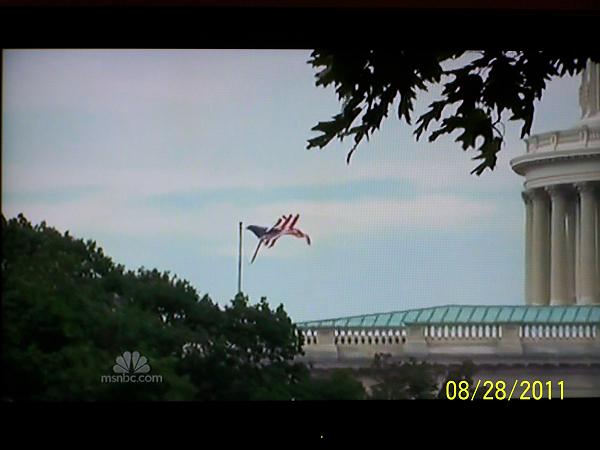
<box><xmin>2</xmin><ymin>4</ymin><xmax>600</xmax><ymax>444</ymax></box>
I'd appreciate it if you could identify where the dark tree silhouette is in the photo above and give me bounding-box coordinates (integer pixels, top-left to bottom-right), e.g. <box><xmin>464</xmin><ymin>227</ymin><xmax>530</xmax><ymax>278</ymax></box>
<box><xmin>1</xmin><ymin>214</ymin><xmax>368</xmax><ymax>400</ymax></box>
<box><xmin>307</xmin><ymin>51</ymin><xmax>600</xmax><ymax>174</ymax></box>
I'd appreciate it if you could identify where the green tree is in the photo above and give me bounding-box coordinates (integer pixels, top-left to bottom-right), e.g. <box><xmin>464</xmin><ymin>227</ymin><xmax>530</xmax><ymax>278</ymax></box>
<box><xmin>1</xmin><ymin>214</ymin><xmax>335</xmax><ymax>401</ymax></box>
<box><xmin>291</xmin><ymin>369</ymin><xmax>367</xmax><ymax>400</ymax></box>
<box><xmin>2</xmin><ymin>214</ymin><xmax>199</xmax><ymax>400</ymax></box>
<box><xmin>436</xmin><ymin>360</ymin><xmax>477</xmax><ymax>400</ymax></box>
<box><xmin>364</xmin><ymin>354</ymin><xmax>476</xmax><ymax>400</ymax></box>
<box><xmin>367</xmin><ymin>354</ymin><xmax>442</xmax><ymax>399</ymax></box>
<box><xmin>307</xmin><ymin>51</ymin><xmax>600</xmax><ymax>174</ymax></box>
<box><xmin>179</xmin><ymin>294</ymin><xmax>309</xmax><ymax>400</ymax></box>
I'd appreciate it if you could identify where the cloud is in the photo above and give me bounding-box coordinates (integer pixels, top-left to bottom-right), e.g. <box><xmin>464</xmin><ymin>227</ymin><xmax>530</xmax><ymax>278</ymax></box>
<box><xmin>248</xmin><ymin>195</ymin><xmax>498</xmax><ymax>234</ymax></box>
<box><xmin>2</xmin><ymin>188</ymin><xmax>502</xmax><ymax>258</ymax></box>
<box><xmin>3</xmin><ymin>49</ymin><xmax>530</xmax><ymax>205</ymax></box>
<box><xmin>2</xmin><ymin>142</ymin><xmax>522</xmax><ymax>200</ymax></box>
<box><xmin>3</xmin><ymin>50</ymin><xmax>285</xmax><ymax>113</ymax></box>
<box><xmin>2</xmin><ymin>49</ymin><xmax>526</xmax><ymax>262</ymax></box>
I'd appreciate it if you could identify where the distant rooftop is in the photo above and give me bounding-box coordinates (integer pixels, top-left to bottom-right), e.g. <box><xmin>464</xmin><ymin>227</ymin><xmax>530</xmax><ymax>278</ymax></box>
<box><xmin>297</xmin><ymin>305</ymin><xmax>600</xmax><ymax>328</ymax></box>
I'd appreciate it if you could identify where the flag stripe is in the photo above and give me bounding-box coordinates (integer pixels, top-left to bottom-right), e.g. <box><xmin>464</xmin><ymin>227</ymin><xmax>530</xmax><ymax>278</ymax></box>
<box><xmin>249</xmin><ymin>213</ymin><xmax>310</xmax><ymax>262</ymax></box>
<box><xmin>288</xmin><ymin>214</ymin><xmax>299</xmax><ymax>229</ymax></box>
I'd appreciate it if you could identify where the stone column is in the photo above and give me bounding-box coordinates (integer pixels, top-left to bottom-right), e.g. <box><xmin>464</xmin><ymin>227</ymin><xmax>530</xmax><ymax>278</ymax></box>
<box><xmin>597</xmin><ymin>192</ymin><xmax>600</xmax><ymax>301</ymax></box>
<box><xmin>580</xmin><ymin>61</ymin><xmax>600</xmax><ymax>120</ymax></box>
<box><xmin>522</xmin><ymin>191</ymin><xmax>533</xmax><ymax>305</ymax></box>
<box><xmin>530</xmin><ymin>189</ymin><xmax>551</xmax><ymax>305</ymax></box>
<box><xmin>575</xmin><ymin>196</ymin><xmax>581</xmax><ymax>300</ymax></box>
<box><xmin>566</xmin><ymin>194</ymin><xmax>577</xmax><ymax>304</ymax></box>
<box><xmin>596</xmin><ymin>191</ymin><xmax>600</xmax><ymax>302</ymax></box>
<box><xmin>576</xmin><ymin>182</ymin><xmax>598</xmax><ymax>305</ymax></box>
<box><xmin>547</xmin><ymin>185</ymin><xmax>570</xmax><ymax>305</ymax></box>
<box><xmin>595</xmin><ymin>188</ymin><xmax>600</xmax><ymax>303</ymax></box>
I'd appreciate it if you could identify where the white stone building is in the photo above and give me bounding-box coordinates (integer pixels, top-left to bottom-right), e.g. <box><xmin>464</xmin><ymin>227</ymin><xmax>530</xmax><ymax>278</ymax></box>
<box><xmin>295</xmin><ymin>61</ymin><xmax>600</xmax><ymax>397</ymax></box>
<box><xmin>511</xmin><ymin>60</ymin><xmax>600</xmax><ymax>306</ymax></box>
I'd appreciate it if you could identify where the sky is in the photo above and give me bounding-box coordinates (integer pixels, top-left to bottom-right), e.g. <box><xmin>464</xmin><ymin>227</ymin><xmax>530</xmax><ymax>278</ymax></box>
<box><xmin>2</xmin><ymin>50</ymin><xmax>583</xmax><ymax>322</ymax></box>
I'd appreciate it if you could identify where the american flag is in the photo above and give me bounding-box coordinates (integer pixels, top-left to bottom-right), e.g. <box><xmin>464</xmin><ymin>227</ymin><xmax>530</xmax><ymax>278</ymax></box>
<box><xmin>246</xmin><ymin>214</ymin><xmax>311</xmax><ymax>263</ymax></box>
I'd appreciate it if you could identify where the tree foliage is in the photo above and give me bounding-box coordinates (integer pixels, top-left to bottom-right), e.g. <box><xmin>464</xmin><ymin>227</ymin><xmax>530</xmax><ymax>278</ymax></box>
<box><xmin>1</xmin><ymin>214</ymin><xmax>355</xmax><ymax>401</ymax></box>
<box><xmin>365</xmin><ymin>354</ymin><xmax>476</xmax><ymax>400</ymax></box>
<box><xmin>307</xmin><ymin>51</ymin><xmax>600</xmax><ymax>174</ymax></box>
<box><xmin>3</xmin><ymin>214</ymin><xmax>479</xmax><ymax>401</ymax></box>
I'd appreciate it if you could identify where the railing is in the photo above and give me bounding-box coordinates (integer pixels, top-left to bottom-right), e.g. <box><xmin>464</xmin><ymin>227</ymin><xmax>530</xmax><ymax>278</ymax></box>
<box><xmin>300</xmin><ymin>323</ymin><xmax>598</xmax><ymax>346</ymax></box>
<box><xmin>525</xmin><ymin>125</ymin><xmax>600</xmax><ymax>154</ymax></box>
<box><xmin>424</xmin><ymin>324</ymin><xmax>503</xmax><ymax>340</ymax></box>
<box><xmin>519</xmin><ymin>324</ymin><xmax>597</xmax><ymax>340</ymax></box>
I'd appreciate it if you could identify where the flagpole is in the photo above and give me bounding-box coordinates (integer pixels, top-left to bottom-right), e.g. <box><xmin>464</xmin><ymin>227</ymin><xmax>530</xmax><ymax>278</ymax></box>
<box><xmin>237</xmin><ymin>221</ymin><xmax>243</xmax><ymax>294</ymax></box>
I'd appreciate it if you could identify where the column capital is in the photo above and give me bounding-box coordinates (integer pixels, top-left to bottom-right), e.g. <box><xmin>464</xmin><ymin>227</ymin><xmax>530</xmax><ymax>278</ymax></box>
<box><xmin>529</xmin><ymin>188</ymin><xmax>548</xmax><ymax>200</ymax></box>
<box><xmin>545</xmin><ymin>184</ymin><xmax>570</xmax><ymax>197</ymax></box>
<box><xmin>574</xmin><ymin>181</ymin><xmax>598</xmax><ymax>193</ymax></box>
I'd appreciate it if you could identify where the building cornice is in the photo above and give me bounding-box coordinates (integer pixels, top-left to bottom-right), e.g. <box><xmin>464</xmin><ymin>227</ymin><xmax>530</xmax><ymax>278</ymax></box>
<box><xmin>522</xmin><ymin>124</ymin><xmax>600</xmax><ymax>154</ymax></box>
<box><xmin>510</xmin><ymin>147</ymin><xmax>600</xmax><ymax>176</ymax></box>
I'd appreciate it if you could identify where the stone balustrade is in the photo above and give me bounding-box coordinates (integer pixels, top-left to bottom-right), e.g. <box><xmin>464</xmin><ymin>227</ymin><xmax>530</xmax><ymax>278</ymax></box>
<box><xmin>297</xmin><ymin>321</ymin><xmax>600</xmax><ymax>363</ymax></box>
<box><xmin>301</xmin><ymin>323</ymin><xmax>598</xmax><ymax>346</ymax></box>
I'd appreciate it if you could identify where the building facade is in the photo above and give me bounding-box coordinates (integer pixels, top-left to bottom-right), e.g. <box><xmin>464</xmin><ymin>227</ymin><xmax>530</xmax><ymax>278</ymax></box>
<box><xmin>298</xmin><ymin>305</ymin><xmax>600</xmax><ymax>362</ymax></box>
<box><xmin>511</xmin><ymin>60</ymin><xmax>600</xmax><ymax>306</ymax></box>
<box><xmin>295</xmin><ymin>61</ymin><xmax>600</xmax><ymax>396</ymax></box>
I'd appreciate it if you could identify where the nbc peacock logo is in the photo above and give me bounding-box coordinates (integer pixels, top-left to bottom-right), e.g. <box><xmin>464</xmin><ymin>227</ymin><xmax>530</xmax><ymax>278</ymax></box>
<box><xmin>101</xmin><ymin>351</ymin><xmax>162</xmax><ymax>383</ymax></box>
<box><xmin>113</xmin><ymin>351</ymin><xmax>150</xmax><ymax>374</ymax></box>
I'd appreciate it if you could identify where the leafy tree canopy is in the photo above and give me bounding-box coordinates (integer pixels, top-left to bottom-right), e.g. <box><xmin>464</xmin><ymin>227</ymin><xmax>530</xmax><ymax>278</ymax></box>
<box><xmin>2</xmin><ymin>214</ymin><xmax>363</xmax><ymax>400</ymax></box>
<box><xmin>2</xmin><ymin>214</ymin><xmax>478</xmax><ymax>401</ymax></box>
<box><xmin>307</xmin><ymin>51</ymin><xmax>600</xmax><ymax>174</ymax></box>
<box><xmin>365</xmin><ymin>354</ymin><xmax>476</xmax><ymax>400</ymax></box>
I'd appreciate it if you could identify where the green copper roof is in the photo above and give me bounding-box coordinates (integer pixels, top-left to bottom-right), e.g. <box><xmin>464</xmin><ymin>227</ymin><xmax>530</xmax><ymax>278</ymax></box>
<box><xmin>297</xmin><ymin>305</ymin><xmax>600</xmax><ymax>328</ymax></box>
